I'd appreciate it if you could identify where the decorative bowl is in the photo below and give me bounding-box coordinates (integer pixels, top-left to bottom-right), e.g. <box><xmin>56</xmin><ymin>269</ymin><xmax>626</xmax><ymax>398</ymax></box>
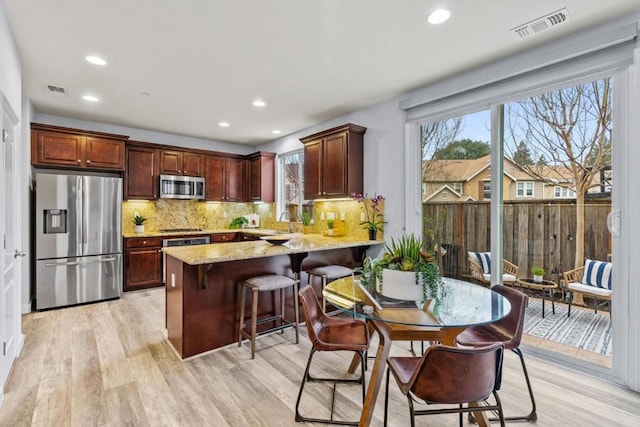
<box><xmin>260</xmin><ymin>235</ymin><xmax>291</xmax><ymax>245</ymax></box>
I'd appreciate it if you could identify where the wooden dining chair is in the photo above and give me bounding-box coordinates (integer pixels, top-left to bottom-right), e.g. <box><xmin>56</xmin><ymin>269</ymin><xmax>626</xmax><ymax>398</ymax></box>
<box><xmin>384</xmin><ymin>342</ymin><xmax>505</xmax><ymax>427</ymax></box>
<box><xmin>295</xmin><ymin>285</ymin><xmax>369</xmax><ymax>425</ymax></box>
<box><xmin>456</xmin><ymin>284</ymin><xmax>537</xmax><ymax>422</ymax></box>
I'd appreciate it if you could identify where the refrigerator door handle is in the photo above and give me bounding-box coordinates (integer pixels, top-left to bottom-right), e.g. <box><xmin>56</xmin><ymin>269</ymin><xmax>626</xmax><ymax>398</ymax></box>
<box><xmin>81</xmin><ymin>177</ymin><xmax>89</xmax><ymax>254</ymax></box>
<box><xmin>44</xmin><ymin>257</ymin><xmax>118</xmax><ymax>267</ymax></box>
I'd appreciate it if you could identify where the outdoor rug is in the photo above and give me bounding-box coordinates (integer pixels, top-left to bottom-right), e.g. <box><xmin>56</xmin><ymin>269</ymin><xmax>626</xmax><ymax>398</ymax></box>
<box><xmin>523</xmin><ymin>298</ymin><xmax>612</xmax><ymax>356</ymax></box>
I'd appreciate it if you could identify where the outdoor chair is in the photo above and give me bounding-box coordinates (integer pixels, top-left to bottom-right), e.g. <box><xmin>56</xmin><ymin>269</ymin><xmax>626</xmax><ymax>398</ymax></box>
<box><xmin>562</xmin><ymin>259</ymin><xmax>612</xmax><ymax>317</ymax></box>
<box><xmin>384</xmin><ymin>342</ymin><xmax>505</xmax><ymax>427</ymax></box>
<box><xmin>467</xmin><ymin>251</ymin><xmax>519</xmax><ymax>286</ymax></box>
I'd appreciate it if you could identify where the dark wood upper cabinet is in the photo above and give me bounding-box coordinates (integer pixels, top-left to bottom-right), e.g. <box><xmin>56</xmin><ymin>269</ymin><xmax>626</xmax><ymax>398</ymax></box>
<box><xmin>300</xmin><ymin>123</ymin><xmax>366</xmax><ymax>199</ymax></box>
<box><xmin>160</xmin><ymin>150</ymin><xmax>203</xmax><ymax>176</ymax></box>
<box><xmin>203</xmin><ymin>155</ymin><xmax>245</xmax><ymax>202</ymax></box>
<box><xmin>247</xmin><ymin>151</ymin><xmax>275</xmax><ymax>202</ymax></box>
<box><xmin>125</xmin><ymin>144</ymin><xmax>159</xmax><ymax>199</ymax></box>
<box><xmin>31</xmin><ymin>123</ymin><xmax>127</xmax><ymax>171</ymax></box>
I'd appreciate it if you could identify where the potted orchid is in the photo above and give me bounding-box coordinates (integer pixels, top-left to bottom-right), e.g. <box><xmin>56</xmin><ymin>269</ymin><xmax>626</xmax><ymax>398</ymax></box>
<box><xmin>352</xmin><ymin>192</ymin><xmax>385</xmax><ymax>240</ymax></box>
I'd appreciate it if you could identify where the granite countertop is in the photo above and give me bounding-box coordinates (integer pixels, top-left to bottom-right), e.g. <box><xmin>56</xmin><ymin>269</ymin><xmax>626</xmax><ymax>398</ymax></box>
<box><xmin>122</xmin><ymin>228</ymin><xmax>281</xmax><ymax>238</ymax></box>
<box><xmin>162</xmin><ymin>234</ymin><xmax>382</xmax><ymax>265</ymax></box>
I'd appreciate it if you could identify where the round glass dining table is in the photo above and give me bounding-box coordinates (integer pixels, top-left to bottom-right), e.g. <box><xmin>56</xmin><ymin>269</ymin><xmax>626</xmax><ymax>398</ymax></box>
<box><xmin>322</xmin><ymin>276</ymin><xmax>511</xmax><ymax>427</ymax></box>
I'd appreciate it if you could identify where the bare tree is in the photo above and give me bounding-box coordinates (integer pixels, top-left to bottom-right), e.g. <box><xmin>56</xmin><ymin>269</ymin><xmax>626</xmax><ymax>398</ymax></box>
<box><xmin>421</xmin><ymin>117</ymin><xmax>462</xmax><ymax>178</ymax></box>
<box><xmin>505</xmin><ymin>78</ymin><xmax>612</xmax><ymax>267</ymax></box>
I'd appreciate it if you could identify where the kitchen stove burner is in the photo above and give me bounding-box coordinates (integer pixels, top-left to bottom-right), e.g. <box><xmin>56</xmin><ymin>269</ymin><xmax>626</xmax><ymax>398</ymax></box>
<box><xmin>159</xmin><ymin>228</ymin><xmax>203</xmax><ymax>233</ymax></box>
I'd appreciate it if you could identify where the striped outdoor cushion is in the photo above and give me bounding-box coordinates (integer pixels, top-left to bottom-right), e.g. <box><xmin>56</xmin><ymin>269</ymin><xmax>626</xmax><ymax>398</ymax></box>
<box><xmin>581</xmin><ymin>259</ymin><xmax>612</xmax><ymax>290</ymax></box>
<box><xmin>470</xmin><ymin>251</ymin><xmax>491</xmax><ymax>274</ymax></box>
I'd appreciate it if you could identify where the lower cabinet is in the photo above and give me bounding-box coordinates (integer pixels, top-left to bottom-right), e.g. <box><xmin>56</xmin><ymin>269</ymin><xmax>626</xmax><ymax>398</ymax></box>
<box><xmin>124</xmin><ymin>237</ymin><xmax>164</xmax><ymax>291</ymax></box>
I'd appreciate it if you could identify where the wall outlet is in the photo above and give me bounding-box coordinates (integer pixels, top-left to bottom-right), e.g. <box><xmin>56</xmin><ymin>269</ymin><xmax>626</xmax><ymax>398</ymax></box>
<box><xmin>327</xmin><ymin>212</ymin><xmax>335</xmax><ymax>220</ymax></box>
<box><xmin>223</xmin><ymin>211</ymin><xmax>228</xmax><ymax>218</ymax></box>
<box><xmin>340</xmin><ymin>211</ymin><xmax>345</xmax><ymax>221</ymax></box>
<box><xmin>320</xmin><ymin>212</ymin><xmax>325</xmax><ymax>220</ymax></box>
<box><xmin>360</xmin><ymin>212</ymin><xmax>365</xmax><ymax>221</ymax></box>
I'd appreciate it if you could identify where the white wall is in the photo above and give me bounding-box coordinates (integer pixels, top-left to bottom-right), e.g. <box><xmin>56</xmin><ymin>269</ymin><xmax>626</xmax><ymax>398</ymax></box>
<box><xmin>0</xmin><ymin>2</ymin><xmax>21</xmax><ymax>109</ymax></box>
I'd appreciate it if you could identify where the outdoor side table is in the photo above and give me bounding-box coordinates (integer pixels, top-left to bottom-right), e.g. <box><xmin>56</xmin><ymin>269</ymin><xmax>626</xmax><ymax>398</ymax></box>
<box><xmin>516</xmin><ymin>278</ymin><xmax>558</xmax><ymax>318</ymax></box>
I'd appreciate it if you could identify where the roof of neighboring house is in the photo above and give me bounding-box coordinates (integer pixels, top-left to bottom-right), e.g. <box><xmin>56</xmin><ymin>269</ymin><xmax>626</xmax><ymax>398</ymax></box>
<box><xmin>423</xmin><ymin>184</ymin><xmax>464</xmax><ymax>202</ymax></box>
<box><xmin>423</xmin><ymin>155</ymin><xmax>577</xmax><ymax>185</ymax></box>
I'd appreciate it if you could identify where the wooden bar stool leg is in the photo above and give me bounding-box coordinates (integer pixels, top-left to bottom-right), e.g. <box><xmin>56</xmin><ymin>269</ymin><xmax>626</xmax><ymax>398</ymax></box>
<box><xmin>251</xmin><ymin>287</ymin><xmax>258</xmax><ymax>359</ymax></box>
<box><xmin>238</xmin><ymin>284</ymin><xmax>246</xmax><ymax>347</ymax></box>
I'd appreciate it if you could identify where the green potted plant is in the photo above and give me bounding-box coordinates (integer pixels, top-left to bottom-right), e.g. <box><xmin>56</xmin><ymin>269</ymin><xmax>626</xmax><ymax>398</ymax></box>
<box><xmin>132</xmin><ymin>212</ymin><xmax>148</xmax><ymax>233</ymax></box>
<box><xmin>373</xmin><ymin>234</ymin><xmax>442</xmax><ymax>307</ymax></box>
<box><xmin>302</xmin><ymin>211</ymin><xmax>312</xmax><ymax>234</ymax></box>
<box><xmin>326</xmin><ymin>219</ymin><xmax>335</xmax><ymax>236</ymax></box>
<box><xmin>531</xmin><ymin>267</ymin><xmax>545</xmax><ymax>283</ymax></box>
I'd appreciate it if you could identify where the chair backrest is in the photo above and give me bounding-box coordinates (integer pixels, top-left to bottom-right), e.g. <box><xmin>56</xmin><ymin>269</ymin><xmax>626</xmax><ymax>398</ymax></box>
<box><xmin>487</xmin><ymin>284</ymin><xmax>528</xmax><ymax>349</ymax></box>
<box><xmin>410</xmin><ymin>343</ymin><xmax>504</xmax><ymax>404</ymax></box>
<box><xmin>298</xmin><ymin>285</ymin><xmax>327</xmax><ymax>346</ymax></box>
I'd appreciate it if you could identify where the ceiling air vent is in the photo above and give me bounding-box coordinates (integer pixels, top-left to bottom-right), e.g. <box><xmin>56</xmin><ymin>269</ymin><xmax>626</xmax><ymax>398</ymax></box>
<box><xmin>510</xmin><ymin>8</ymin><xmax>570</xmax><ymax>40</ymax></box>
<box><xmin>43</xmin><ymin>84</ymin><xmax>68</xmax><ymax>97</ymax></box>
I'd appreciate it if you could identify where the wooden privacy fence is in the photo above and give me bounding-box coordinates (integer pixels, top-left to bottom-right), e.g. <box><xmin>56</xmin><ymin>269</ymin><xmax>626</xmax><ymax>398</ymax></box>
<box><xmin>423</xmin><ymin>199</ymin><xmax>612</xmax><ymax>281</ymax></box>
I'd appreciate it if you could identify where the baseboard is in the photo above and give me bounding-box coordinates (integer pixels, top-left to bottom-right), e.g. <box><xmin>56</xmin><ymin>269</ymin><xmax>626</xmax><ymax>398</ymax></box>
<box><xmin>21</xmin><ymin>303</ymin><xmax>32</xmax><ymax>314</ymax></box>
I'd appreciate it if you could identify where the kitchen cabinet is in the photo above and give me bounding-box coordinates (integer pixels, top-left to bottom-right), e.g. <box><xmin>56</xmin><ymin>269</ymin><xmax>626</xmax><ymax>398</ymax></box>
<box><xmin>124</xmin><ymin>237</ymin><xmax>164</xmax><ymax>291</ymax></box>
<box><xmin>125</xmin><ymin>143</ymin><xmax>159</xmax><ymax>199</ymax></box>
<box><xmin>203</xmin><ymin>155</ymin><xmax>245</xmax><ymax>202</ymax></box>
<box><xmin>211</xmin><ymin>233</ymin><xmax>236</xmax><ymax>243</ymax></box>
<box><xmin>236</xmin><ymin>232</ymin><xmax>261</xmax><ymax>242</ymax></box>
<box><xmin>160</xmin><ymin>150</ymin><xmax>203</xmax><ymax>176</ymax></box>
<box><xmin>247</xmin><ymin>151</ymin><xmax>275</xmax><ymax>202</ymax></box>
<box><xmin>31</xmin><ymin>123</ymin><xmax>127</xmax><ymax>171</ymax></box>
<box><xmin>300</xmin><ymin>123</ymin><xmax>366</xmax><ymax>199</ymax></box>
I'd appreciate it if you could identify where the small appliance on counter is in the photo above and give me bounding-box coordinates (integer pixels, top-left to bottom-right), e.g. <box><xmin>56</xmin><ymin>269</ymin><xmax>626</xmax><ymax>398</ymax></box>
<box><xmin>243</xmin><ymin>214</ymin><xmax>260</xmax><ymax>228</ymax></box>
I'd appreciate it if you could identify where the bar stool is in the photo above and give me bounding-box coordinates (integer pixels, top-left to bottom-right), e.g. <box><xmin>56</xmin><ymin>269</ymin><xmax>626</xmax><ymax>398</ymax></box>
<box><xmin>238</xmin><ymin>274</ymin><xmax>300</xmax><ymax>359</ymax></box>
<box><xmin>305</xmin><ymin>265</ymin><xmax>353</xmax><ymax>311</ymax></box>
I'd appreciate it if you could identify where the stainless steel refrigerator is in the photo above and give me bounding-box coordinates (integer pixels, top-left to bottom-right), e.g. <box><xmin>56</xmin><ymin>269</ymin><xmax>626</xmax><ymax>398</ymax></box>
<box><xmin>35</xmin><ymin>173</ymin><xmax>123</xmax><ymax>310</ymax></box>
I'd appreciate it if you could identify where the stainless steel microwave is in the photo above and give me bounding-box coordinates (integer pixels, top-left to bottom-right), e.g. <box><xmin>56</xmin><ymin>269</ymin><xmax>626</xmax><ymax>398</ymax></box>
<box><xmin>159</xmin><ymin>174</ymin><xmax>205</xmax><ymax>199</ymax></box>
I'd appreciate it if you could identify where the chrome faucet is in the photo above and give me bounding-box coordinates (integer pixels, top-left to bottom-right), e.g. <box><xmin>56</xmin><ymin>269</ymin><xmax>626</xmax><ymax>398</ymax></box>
<box><xmin>279</xmin><ymin>211</ymin><xmax>292</xmax><ymax>233</ymax></box>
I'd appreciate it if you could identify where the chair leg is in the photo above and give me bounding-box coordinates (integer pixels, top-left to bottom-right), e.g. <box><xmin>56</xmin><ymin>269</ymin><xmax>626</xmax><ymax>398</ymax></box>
<box><xmin>507</xmin><ymin>348</ymin><xmax>537</xmax><ymax>422</ymax></box>
<box><xmin>238</xmin><ymin>285</ymin><xmax>246</xmax><ymax>346</ymax></box>
<box><xmin>407</xmin><ymin>395</ymin><xmax>416</xmax><ymax>427</ymax></box>
<box><xmin>250</xmin><ymin>288</ymin><xmax>258</xmax><ymax>359</ymax></box>
<box><xmin>295</xmin><ymin>348</ymin><xmax>363</xmax><ymax>426</ymax></box>
<box><xmin>321</xmin><ymin>276</ymin><xmax>327</xmax><ymax>312</ymax></box>
<box><xmin>384</xmin><ymin>368</ymin><xmax>390</xmax><ymax>427</ymax></box>
<box><xmin>494</xmin><ymin>391</ymin><xmax>506</xmax><ymax>427</ymax></box>
<box><xmin>293</xmin><ymin>282</ymin><xmax>300</xmax><ymax>344</ymax></box>
<box><xmin>280</xmin><ymin>288</ymin><xmax>285</xmax><ymax>334</ymax></box>
<box><xmin>567</xmin><ymin>290</ymin><xmax>572</xmax><ymax>317</ymax></box>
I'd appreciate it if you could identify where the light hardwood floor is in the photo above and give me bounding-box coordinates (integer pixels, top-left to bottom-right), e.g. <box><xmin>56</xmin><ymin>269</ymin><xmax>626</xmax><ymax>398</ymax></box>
<box><xmin>1</xmin><ymin>288</ymin><xmax>639</xmax><ymax>426</ymax></box>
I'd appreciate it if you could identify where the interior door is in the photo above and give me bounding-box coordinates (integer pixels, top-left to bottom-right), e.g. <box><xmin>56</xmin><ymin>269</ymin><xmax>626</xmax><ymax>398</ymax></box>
<box><xmin>0</xmin><ymin>93</ymin><xmax>21</xmax><ymax>389</ymax></box>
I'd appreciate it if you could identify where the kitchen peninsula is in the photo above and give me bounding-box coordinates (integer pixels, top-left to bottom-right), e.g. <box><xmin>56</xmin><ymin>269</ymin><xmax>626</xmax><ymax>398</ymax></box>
<box><xmin>163</xmin><ymin>234</ymin><xmax>380</xmax><ymax>358</ymax></box>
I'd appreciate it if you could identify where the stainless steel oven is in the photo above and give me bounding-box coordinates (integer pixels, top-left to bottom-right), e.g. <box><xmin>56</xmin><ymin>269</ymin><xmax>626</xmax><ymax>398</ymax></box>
<box><xmin>162</xmin><ymin>235</ymin><xmax>210</xmax><ymax>282</ymax></box>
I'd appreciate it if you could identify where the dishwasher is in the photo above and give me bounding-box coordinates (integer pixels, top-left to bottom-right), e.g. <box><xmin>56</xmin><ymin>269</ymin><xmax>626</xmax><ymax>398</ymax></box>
<box><xmin>162</xmin><ymin>236</ymin><xmax>210</xmax><ymax>282</ymax></box>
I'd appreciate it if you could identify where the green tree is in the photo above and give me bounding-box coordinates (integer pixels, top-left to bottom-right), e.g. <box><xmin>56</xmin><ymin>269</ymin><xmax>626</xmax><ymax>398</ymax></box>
<box><xmin>433</xmin><ymin>139</ymin><xmax>489</xmax><ymax>160</ymax></box>
<box><xmin>512</xmin><ymin>141</ymin><xmax>534</xmax><ymax>165</ymax></box>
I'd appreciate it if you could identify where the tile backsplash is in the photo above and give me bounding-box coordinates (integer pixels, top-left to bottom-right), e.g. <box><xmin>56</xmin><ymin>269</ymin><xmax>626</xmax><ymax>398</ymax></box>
<box><xmin>122</xmin><ymin>198</ymin><xmax>385</xmax><ymax>241</ymax></box>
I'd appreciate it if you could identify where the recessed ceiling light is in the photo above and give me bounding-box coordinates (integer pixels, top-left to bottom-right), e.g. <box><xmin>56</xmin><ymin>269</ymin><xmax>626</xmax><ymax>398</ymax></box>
<box><xmin>252</xmin><ymin>99</ymin><xmax>266</xmax><ymax>107</ymax></box>
<box><xmin>85</xmin><ymin>56</ymin><xmax>107</xmax><ymax>66</ymax></box>
<box><xmin>427</xmin><ymin>9</ymin><xmax>450</xmax><ymax>24</ymax></box>
<box><xmin>272</xmin><ymin>130</ymin><xmax>281</xmax><ymax>134</ymax></box>
<box><xmin>82</xmin><ymin>95</ymin><xmax>99</xmax><ymax>102</ymax></box>
<box><xmin>219</xmin><ymin>122</ymin><xmax>230</xmax><ymax>127</ymax></box>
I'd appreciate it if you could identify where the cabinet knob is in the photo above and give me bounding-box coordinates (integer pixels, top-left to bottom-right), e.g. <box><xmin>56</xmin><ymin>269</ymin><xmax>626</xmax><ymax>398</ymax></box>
<box><xmin>86</xmin><ymin>160</ymin><xmax>91</xmax><ymax>164</ymax></box>
<box><xmin>77</xmin><ymin>159</ymin><xmax>81</xmax><ymax>163</ymax></box>
<box><xmin>143</xmin><ymin>240</ymin><xmax>146</xmax><ymax>244</ymax></box>
<box><xmin>178</xmin><ymin>170</ymin><xmax>181</xmax><ymax>173</ymax></box>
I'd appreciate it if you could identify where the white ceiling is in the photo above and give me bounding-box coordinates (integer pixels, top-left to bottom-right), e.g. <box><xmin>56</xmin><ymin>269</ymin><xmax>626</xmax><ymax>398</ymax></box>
<box><xmin>4</xmin><ymin>0</ymin><xmax>640</xmax><ymax>146</ymax></box>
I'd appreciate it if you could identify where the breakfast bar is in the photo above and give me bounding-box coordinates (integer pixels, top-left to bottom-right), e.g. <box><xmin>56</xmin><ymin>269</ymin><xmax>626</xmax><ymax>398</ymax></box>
<box><xmin>163</xmin><ymin>234</ymin><xmax>380</xmax><ymax>358</ymax></box>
